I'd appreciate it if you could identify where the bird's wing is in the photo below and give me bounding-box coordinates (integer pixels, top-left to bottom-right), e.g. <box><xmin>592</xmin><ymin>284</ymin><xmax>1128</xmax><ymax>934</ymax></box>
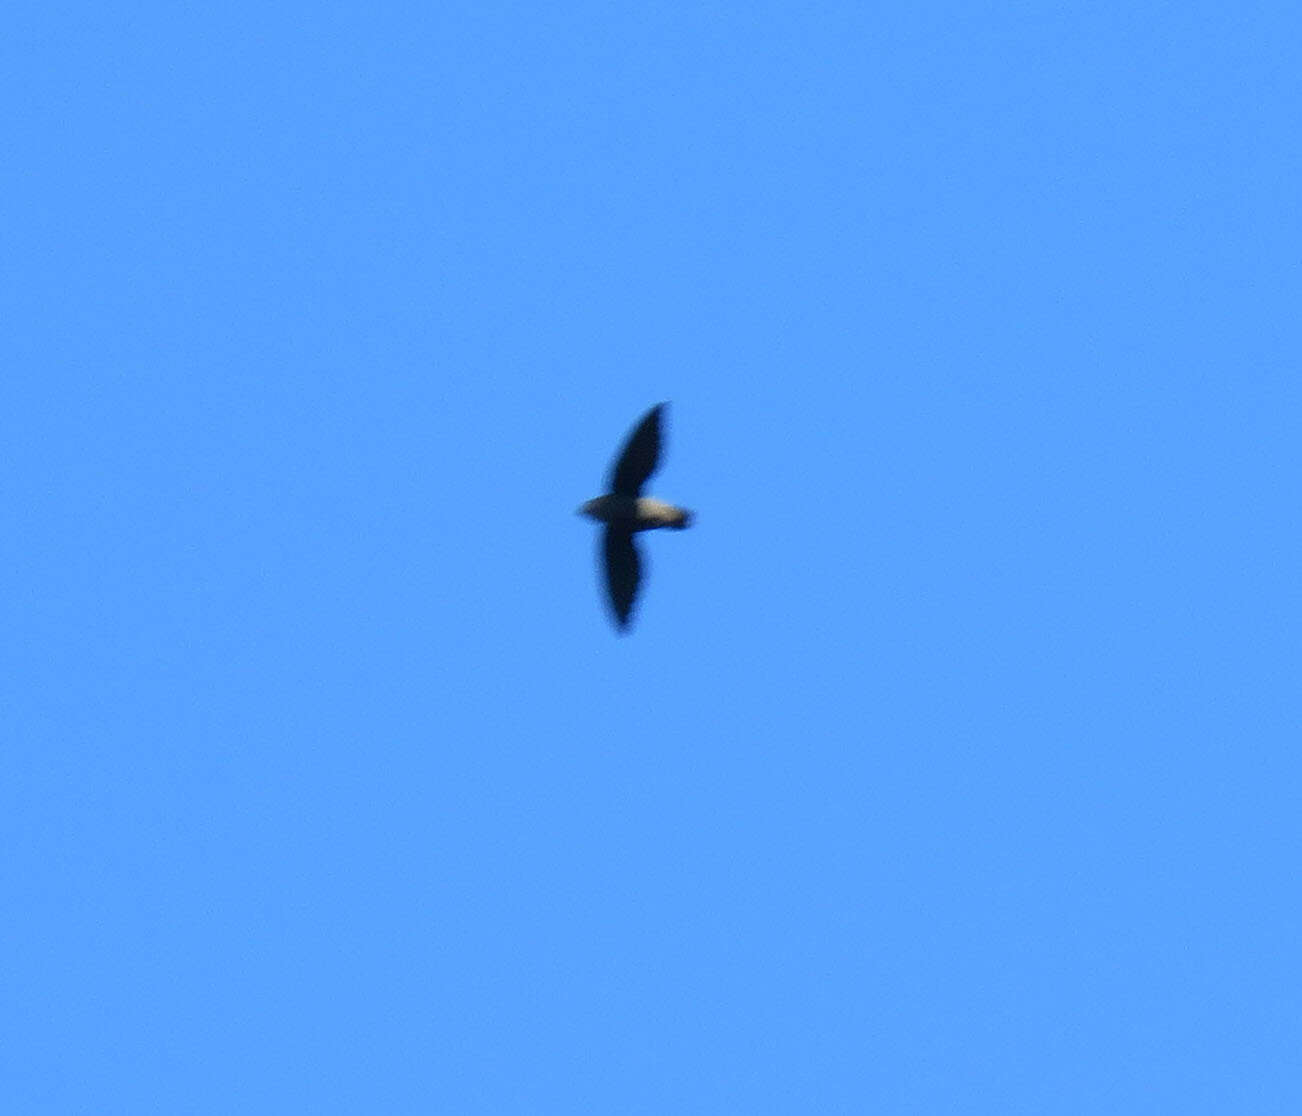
<box><xmin>602</xmin><ymin>527</ymin><xmax>642</xmax><ymax>631</ymax></box>
<box><xmin>608</xmin><ymin>403</ymin><xmax>665</xmax><ymax>496</ymax></box>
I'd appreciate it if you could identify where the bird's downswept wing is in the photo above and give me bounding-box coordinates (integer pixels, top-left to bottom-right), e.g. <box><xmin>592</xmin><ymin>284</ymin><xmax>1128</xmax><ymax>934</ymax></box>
<box><xmin>608</xmin><ymin>403</ymin><xmax>664</xmax><ymax>496</ymax></box>
<box><xmin>602</xmin><ymin>527</ymin><xmax>642</xmax><ymax>631</ymax></box>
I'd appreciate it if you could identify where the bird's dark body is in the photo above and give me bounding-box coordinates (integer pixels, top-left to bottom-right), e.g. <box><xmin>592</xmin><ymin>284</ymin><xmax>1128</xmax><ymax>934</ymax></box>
<box><xmin>579</xmin><ymin>495</ymin><xmax>692</xmax><ymax>531</ymax></box>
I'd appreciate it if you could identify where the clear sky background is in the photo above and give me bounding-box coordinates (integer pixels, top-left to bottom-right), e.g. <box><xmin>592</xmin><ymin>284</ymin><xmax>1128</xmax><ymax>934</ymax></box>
<box><xmin>3</xmin><ymin>3</ymin><xmax>1298</xmax><ymax>1112</ymax></box>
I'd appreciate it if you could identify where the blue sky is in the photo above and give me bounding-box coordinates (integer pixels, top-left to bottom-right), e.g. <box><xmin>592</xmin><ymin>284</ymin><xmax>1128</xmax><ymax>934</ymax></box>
<box><xmin>3</xmin><ymin>2</ymin><xmax>1298</xmax><ymax>1111</ymax></box>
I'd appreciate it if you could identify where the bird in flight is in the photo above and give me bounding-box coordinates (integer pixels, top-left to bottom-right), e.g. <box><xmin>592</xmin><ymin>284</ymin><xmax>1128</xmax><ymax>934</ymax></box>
<box><xmin>578</xmin><ymin>403</ymin><xmax>693</xmax><ymax>631</ymax></box>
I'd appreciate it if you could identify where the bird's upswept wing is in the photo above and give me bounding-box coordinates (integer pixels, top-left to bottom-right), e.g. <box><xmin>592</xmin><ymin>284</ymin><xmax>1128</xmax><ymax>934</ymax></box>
<box><xmin>602</xmin><ymin>527</ymin><xmax>642</xmax><ymax>630</ymax></box>
<box><xmin>608</xmin><ymin>404</ymin><xmax>664</xmax><ymax>496</ymax></box>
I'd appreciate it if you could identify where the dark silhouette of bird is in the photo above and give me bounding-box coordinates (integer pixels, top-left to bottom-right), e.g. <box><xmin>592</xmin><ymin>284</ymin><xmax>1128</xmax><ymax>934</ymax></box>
<box><xmin>578</xmin><ymin>403</ymin><xmax>693</xmax><ymax>631</ymax></box>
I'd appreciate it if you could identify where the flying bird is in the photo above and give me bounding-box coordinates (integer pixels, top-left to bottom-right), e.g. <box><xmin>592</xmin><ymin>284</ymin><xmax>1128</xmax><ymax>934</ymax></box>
<box><xmin>578</xmin><ymin>403</ymin><xmax>693</xmax><ymax>631</ymax></box>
